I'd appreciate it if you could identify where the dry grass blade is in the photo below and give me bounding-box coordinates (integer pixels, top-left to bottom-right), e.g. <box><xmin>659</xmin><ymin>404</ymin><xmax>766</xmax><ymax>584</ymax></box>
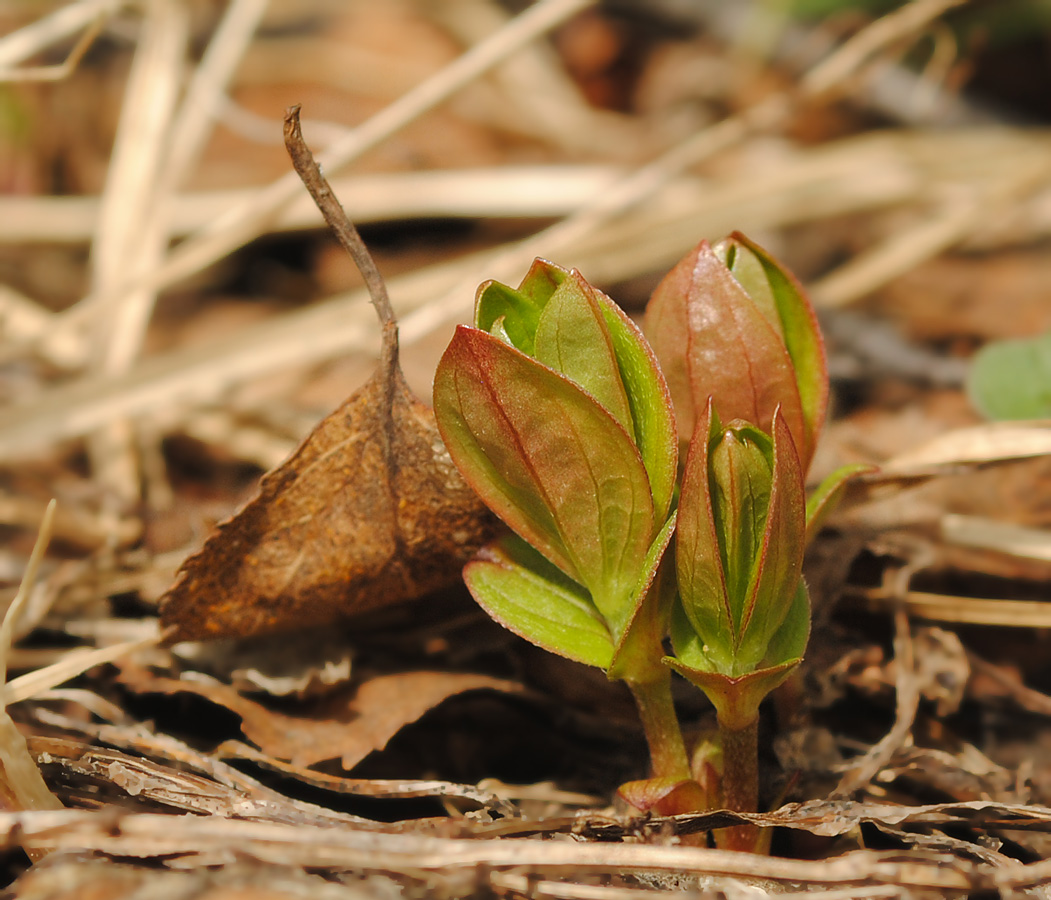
<box><xmin>0</xmin><ymin>501</ymin><xmax>62</xmax><ymax>858</ymax></box>
<box><xmin>0</xmin><ymin>0</ymin><xmax>119</xmax><ymax>71</ymax></box>
<box><xmin>40</xmin><ymin>0</ymin><xmax>596</xmax><ymax>365</ymax></box>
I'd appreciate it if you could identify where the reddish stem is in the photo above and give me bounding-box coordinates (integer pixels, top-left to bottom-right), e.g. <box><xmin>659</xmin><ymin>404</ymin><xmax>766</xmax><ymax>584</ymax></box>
<box><xmin>718</xmin><ymin>718</ymin><xmax>759</xmax><ymax>852</ymax></box>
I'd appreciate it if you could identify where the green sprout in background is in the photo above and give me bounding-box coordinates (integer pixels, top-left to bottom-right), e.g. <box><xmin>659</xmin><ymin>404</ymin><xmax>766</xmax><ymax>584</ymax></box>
<box><xmin>967</xmin><ymin>329</ymin><xmax>1051</xmax><ymax>421</ymax></box>
<box><xmin>434</xmin><ymin>234</ymin><xmax>868</xmax><ymax>851</ymax></box>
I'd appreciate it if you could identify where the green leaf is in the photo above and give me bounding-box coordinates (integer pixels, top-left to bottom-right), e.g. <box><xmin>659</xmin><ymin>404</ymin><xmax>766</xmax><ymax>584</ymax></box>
<box><xmin>674</xmin><ymin>402</ymin><xmax>735</xmax><ymax>671</ymax></box>
<box><xmin>736</xmin><ymin>410</ymin><xmax>806</xmax><ymax>670</ymax></box>
<box><xmin>967</xmin><ymin>330</ymin><xmax>1051</xmax><ymax>420</ymax></box>
<box><xmin>533</xmin><ymin>273</ymin><xmax>634</xmax><ymax>436</ymax></box>
<box><xmin>464</xmin><ymin>536</ymin><xmax>614</xmax><ymax>669</ymax></box>
<box><xmin>729</xmin><ymin>233</ymin><xmax>828</xmax><ymax>467</ymax></box>
<box><xmin>475</xmin><ymin>258</ymin><xmax>568</xmax><ymax>355</ymax></box>
<box><xmin>434</xmin><ymin>326</ymin><xmax>657</xmax><ymax>622</ymax></box>
<box><xmin>668</xmin><ymin>596</ymin><xmax>721</xmax><ymax>673</ymax></box>
<box><xmin>675</xmin><ymin>408</ymin><xmax>806</xmax><ymax>676</ymax></box>
<box><xmin>597</xmin><ymin>295</ymin><xmax>679</xmax><ymax>523</ymax></box>
<box><xmin>667</xmin><ymin>585</ymin><xmax>803</xmax><ymax>729</ymax></box>
<box><xmin>805</xmin><ymin>462</ymin><xmax>875</xmax><ymax>544</ymax></box>
<box><xmin>708</xmin><ymin>421</ymin><xmax>774</xmax><ymax>636</ymax></box>
<box><xmin>645</xmin><ymin>241</ymin><xmax>806</xmax><ymax>461</ymax></box>
<box><xmin>760</xmin><ymin>578</ymin><xmax>810</xmax><ymax>669</ymax></box>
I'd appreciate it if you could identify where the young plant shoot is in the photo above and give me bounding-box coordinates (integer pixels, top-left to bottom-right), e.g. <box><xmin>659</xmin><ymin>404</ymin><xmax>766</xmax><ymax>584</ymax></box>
<box><xmin>646</xmin><ymin>234</ymin><xmax>869</xmax><ymax>848</ymax></box>
<box><xmin>433</xmin><ymin>261</ymin><xmax>690</xmax><ymax>787</ymax></box>
<box><xmin>435</xmin><ymin>234</ymin><xmax>863</xmax><ymax>849</ymax></box>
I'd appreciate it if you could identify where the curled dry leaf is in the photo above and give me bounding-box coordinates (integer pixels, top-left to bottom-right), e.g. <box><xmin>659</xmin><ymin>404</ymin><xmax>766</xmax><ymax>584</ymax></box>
<box><xmin>160</xmin><ymin>108</ymin><xmax>500</xmax><ymax>642</ymax></box>
<box><xmin>159</xmin><ymin>369</ymin><xmax>498</xmax><ymax>642</ymax></box>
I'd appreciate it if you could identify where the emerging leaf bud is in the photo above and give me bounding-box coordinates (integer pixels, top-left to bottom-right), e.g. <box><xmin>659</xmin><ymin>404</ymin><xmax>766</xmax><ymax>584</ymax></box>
<box><xmin>666</xmin><ymin>403</ymin><xmax>809</xmax><ymax>730</ymax></box>
<box><xmin>645</xmin><ymin>233</ymin><xmax>828</xmax><ymax>472</ymax></box>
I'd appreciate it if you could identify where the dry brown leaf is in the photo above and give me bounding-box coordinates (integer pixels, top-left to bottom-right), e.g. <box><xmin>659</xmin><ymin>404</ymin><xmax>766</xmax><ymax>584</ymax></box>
<box><xmin>159</xmin><ymin>110</ymin><xmax>500</xmax><ymax>642</ymax></box>
<box><xmin>159</xmin><ymin>363</ymin><xmax>498</xmax><ymax>642</ymax></box>
<box><xmin>116</xmin><ymin>664</ymin><xmax>521</xmax><ymax>770</ymax></box>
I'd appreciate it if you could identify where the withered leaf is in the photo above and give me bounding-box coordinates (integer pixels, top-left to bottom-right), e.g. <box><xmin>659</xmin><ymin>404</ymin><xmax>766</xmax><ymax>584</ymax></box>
<box><xmin>160</xmin><ymin>364</ymin><xmax>499</xmax><ymax>642</ymax></box>
<box><xmin>160</xmin><ymin>108</ymin><xmax>499</xmax><ymax>642</ymax></box>
<box><xmin>116</xmin><ymin>664</ymin><xmax>521</xmax><ymax>769</ymax></box>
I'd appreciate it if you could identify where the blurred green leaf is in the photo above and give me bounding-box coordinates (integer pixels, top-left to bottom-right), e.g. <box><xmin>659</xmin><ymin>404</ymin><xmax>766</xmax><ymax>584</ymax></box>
<box><xmin>805</xmin><ymin>462</ymin><xmax>875</xmax><ymax>543</ymax></box>
<box><xmin>967</xmin><ymin>331</ymin><xmax>1051</xmax><ymax>420</ymax></box>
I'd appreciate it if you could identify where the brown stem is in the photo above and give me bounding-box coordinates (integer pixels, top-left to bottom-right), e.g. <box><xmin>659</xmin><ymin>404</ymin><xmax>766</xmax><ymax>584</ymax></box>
<box><xmin>282</xmin><ymin>105</ymin><xmax>398</xmax><ymax>381</ymax></box>
<box><xmin>718</xmin><ymin>717</ymin><xmax>759</xmax><ymax>852</ymax></box>
<box><xmin>628</xmin><ymin>672</ymin><xmax>690</xmax><ymax>783</ymax></box>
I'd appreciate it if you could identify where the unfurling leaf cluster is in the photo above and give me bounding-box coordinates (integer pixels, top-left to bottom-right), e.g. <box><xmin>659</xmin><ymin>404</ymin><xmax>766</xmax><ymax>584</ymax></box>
<box><xmin>434</xmin><ymin>233</ymin><xmax>869</xmax><ymax>823</ymax></box>
<box><xmin>433</xmin><ymin>261</ymin><xmax>677</xmax><ymax>687</ymax></box>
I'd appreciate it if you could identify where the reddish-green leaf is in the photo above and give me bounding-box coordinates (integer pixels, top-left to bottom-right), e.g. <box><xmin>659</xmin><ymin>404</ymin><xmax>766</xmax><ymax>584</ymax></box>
<box><xmin>618</xmin><ymin>776</ymin><xmax>712</xmax><ymax>815</ymax></box>
<box><xmin>728</xmin><ymin>233</ymin><xmax>828</xmax><ymax>466</ymax></box>
<box><xmin>645</xmin><ymin>241</ymin><xmax>805</xmax><ymax>459</ymax></box>
<box><xmin>736</xmin><ymin>410</ymin><xmax>806</xmax><ymax>670</ymax></box>
<box><xmin>674</xmin><ymin>402</ymin><xmax>734</xmax><ymax>671</ymax></box>
<box><xmin>434</xmin><ymin>326</ymin><xmax>656</xmax><ymax>622</ymax></box>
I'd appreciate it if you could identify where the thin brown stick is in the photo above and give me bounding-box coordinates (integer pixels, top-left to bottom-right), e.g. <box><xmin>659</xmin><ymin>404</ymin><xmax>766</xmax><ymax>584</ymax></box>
<box><xmin>283</xmin><ymin>105</ymin><xmax>397</xmax><ymax>377</ymax></box>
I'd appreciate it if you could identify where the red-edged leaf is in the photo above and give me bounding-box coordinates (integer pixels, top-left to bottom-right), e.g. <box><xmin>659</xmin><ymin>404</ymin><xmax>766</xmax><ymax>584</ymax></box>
<box><xmin>674</xmin><ymin>401</ymin><xmax>735</xmax><ymax>671</ymax></box>
<box><xmin>736</xmin><ymin>409</ymin><xmax>806</xmax><ymax>669</ymax></box>
<box><xmin>533</xmin><ymin>272</ymin><xmax>634</xmax><ymax>436</ymax></box>
<box><xmin>729</xmin><ymin>232</ymin><xmax>828</xmax><ymax>467</ymax></box>
<box><xmin>664</xmin><ymin>654</ymin><xmax>801</xmax><ymax>731</ymax></box>
<box><xmin>596</xmin><ymin>292</ymin><xmax>678</xmax><ymax>523</ymax></box>
<box><xmin>434</xmin><ymin>326</ymin><xmax>656</xmax><ymax>622</ymax></box>
<box><xmin>645</xmin><ymin>240</ymin><xmax>806</xmax><ymax>460</ymax></box>
<box><xmin>707</xmin><ymin>420</ymin><xmax>774</xmax><ymax>638</ymax></box>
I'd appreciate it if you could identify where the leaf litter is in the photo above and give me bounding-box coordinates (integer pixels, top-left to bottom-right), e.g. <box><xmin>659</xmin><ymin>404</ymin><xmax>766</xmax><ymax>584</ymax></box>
<box><xmin>4</xmin><ymin>0</ymin><xmax>1051</xmax><ymax>897</ymax></box>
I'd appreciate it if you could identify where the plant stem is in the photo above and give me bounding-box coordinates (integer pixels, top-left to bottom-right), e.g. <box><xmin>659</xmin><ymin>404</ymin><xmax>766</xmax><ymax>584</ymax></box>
<box><xmin>719</xmin><ymin>717</ymin><xmax>759</xmax><ymax>852</ymax></box>
<box><xmin>628</xmin><ymin>671</ymin><xmax>690</xmax><ymax>782</ymax></box>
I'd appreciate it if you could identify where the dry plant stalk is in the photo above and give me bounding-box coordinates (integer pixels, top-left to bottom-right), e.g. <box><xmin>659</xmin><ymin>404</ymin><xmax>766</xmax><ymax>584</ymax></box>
<box><xmin>0</xmin><ymin>501</ymin><xmax>63</xmax><ymax>861</ymax></box>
